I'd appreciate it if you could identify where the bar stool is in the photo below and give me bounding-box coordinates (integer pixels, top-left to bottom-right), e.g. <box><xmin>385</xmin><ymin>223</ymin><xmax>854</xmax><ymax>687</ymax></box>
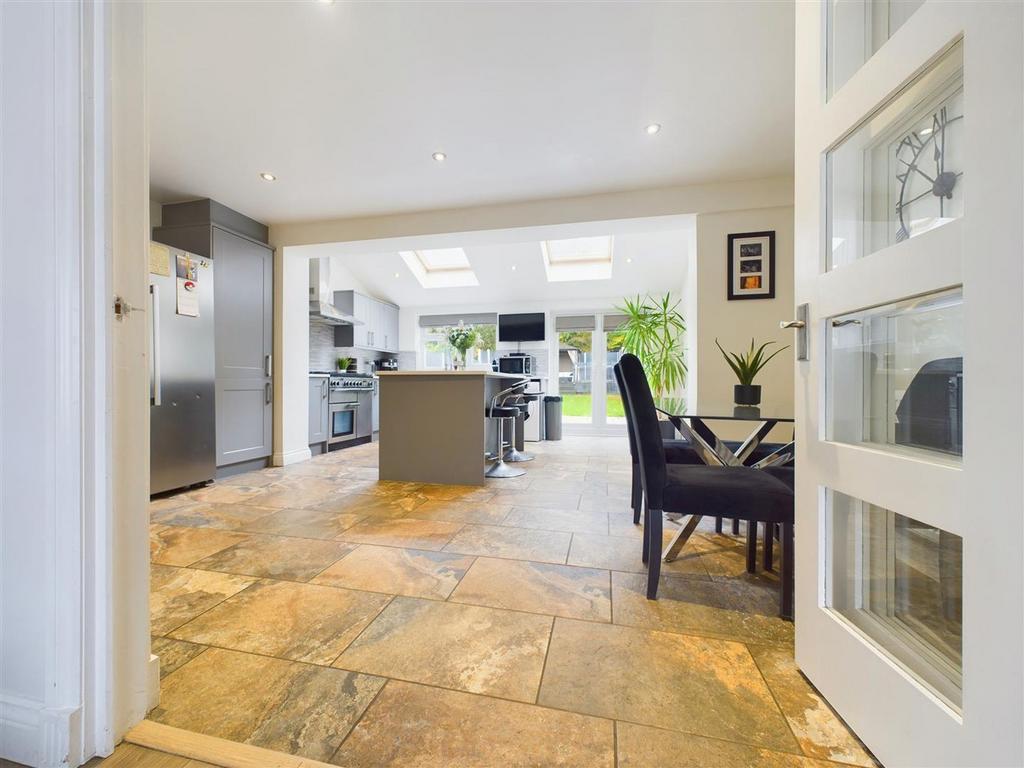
<box><xmin>504</xmin><ymin>394</ymin><xmax>537</xmax><ymax>463</ymax></box>
<box><xmin>485</xmin><ymin>380</ymin><xmax>529</xmax><ymax>478</ymax></box>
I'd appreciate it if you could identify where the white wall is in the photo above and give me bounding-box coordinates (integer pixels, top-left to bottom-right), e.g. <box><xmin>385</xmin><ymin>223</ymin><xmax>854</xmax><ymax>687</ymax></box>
<box><xmin>694</xmin><ymin>206</ymin><xmax>795</xmax><ymax>441</ymax></box>
<box><xmin>273</xmin><ymin>247</ymin><xmax>312</xmax><ymax>466</ymax></box>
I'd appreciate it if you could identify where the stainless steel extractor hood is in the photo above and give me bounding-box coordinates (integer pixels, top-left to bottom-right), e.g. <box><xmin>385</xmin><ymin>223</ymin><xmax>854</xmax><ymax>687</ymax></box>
<box><xmin>309</xmin><ymin>257</ymin><xmax>360</xmax><ymax>326</ymax></box>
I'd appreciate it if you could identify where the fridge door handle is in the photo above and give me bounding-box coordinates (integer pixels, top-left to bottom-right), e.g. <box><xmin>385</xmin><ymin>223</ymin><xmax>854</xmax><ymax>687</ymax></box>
<box><xmin>265</xmin><ymin>381</ymin><xmax>273</xmax><ymax>405</ymax></box>
<box><xmin>150</xmin><ymin>284</ymin><xmax>161</xmax><ymax>406</ymax></box>
<box><xmin>264</xmin><ymin>353</ymin><xmax>273</xmax><ymax>377</ymax></box>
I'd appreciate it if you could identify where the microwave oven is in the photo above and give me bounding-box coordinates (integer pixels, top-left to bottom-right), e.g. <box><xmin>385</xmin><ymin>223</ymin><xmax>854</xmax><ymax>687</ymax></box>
<box><xmin>497</xmin><ymin>354</ymin><xmax>535</xmax><ymax>375</ymax></box>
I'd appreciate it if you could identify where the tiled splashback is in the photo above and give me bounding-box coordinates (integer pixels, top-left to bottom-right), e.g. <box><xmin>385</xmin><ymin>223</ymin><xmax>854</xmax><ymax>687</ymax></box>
<box><xmin>309</xmin><ymin>322</ymin><xmax>398</xmax><ymax>373</ymax></box>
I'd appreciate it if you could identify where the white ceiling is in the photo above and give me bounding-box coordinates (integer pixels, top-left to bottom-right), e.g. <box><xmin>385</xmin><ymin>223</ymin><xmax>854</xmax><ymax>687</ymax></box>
<box><xmin>298</xmin><ymin>218</ymin><xmax>692</xmax><ymax>308</ymax></box>
<box><xmin>147</xmin><ymin>1</ymin><xmax>794</xmax><ymax>224</ymax></box>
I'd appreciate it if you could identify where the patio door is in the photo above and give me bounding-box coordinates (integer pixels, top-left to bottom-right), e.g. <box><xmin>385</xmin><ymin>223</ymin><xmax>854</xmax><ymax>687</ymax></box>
<box><xmin>554</xmin><ymin>314</ymin><xmax>626</xmax><ymax>432</ymax></box>
<box><xmin>793</xmin><ymin>3</ymin><xmax>1022</xmax><ymax>767</ymax></box>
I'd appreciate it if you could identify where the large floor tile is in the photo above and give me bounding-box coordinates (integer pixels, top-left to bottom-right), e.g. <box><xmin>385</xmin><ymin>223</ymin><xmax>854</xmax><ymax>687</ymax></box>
<box><xmin>416</xmin><ymin>483</ymin><xmax>496</xmax><ymax>502</ymax></box>
<box><xmin>151</xmin><ymin>647</ymin><xmax>384</xmax><ymax>761</ymax></box>
<box><xmin>150</xmin><ymin>502</ymin><xmax>276</xmax><ymax>531</ymax></box>
<box><xmin>248</xmin><ymin>478</ymin><xmax>346</xmax><ymax>509</ymax></box>
<box><xmin>150</xmin><ymin>565</ymin><xmax>255</xmax><ymax>635</ymax></box>
<box><xmin>450</xmin><ymin>557</ymin><xmax>611</xmax><ymax>621</ymax></box>
<box><xmin>337</xmin><ymin>516</ymin><xmax>463</xmax><ymax>550</ymax></box>
<box><xmin>411</xmin><ymin>498</ymin><xmax>512</xmax><ymax>524</ymax></box>
<box><xmin>313</xmin><ymin>544</ymin><xmax>474</xmax><ymax>599</ymax></box>
<box><xmin>169</xmin><ymin>579</ymin><xmax>390</xmax><ymax>665</ymax></box>
<box><xmin>149</xmin><ymin>525</ymin><xmax>250</xmax><ymax>567</ymax></box>
<box><xmin>490</xmin><ymin>490</ymin><xmax>582</xmax><ymax>509</ymax></box>
<box><xmin>239</xmin><ymin>506</ymin><xmax>363</xmax><ymax>539</ymax></box>
<box><xmin>537</xmin><ymin>618</ymin><xmax>799</xmax><ymax>753</ymax></box>
<box><xmin>577</xmin><ymin>494</ymin><xmax>631</xmax><ymax>514</ymax></box>
<box><xmin>331</xmin><ymin>680</ymin><xmax>614</xmax><ymax>768</ymax></box>
<box><xmin>443</xmin><ymin>523</ymin><xmax>572</xmax><ymax>564</ymax></box>
<box><xmin>151</xmin><ymin>636</ymin><xmax>207</xmax><ymax>678</ymax></box>
<box><xmin>611</xmin><ymin>571</ymin><xmax>793</xmax><ymax>646</ymax></box>
<box><xmin>333</xmin><ymin>597</ymin><xmax>552</xmax><ymax>702</ymax></box>
<box><xmin>187</xmin><ymin>484</ymin><xmax>267</xmax><ymax>504</ymax></box>
<box><xmin>189</xmin><ymin>534</ymin><xmax>355</xmax><ymax>581</ymax></box>
<box><xmin>616</xmin><ymin>722</ymin><xmax>834</xmax><ymax>768</ymax></box>
<box><xmin>502</xmin><ymin>506</ymin><xmax>609</xmax><ymax>534</ymax></box>
<box><xmin>339</xmin><ymin>493</ymin><xmax>429</xmax><ymax>519</ymax></box>
<box><xmin>567</xmin><ymin>532</ymin><xmax>709</xmax><ymax>578</ymax></box>
<box><xmin>749</xmin><ymin>645</ymin><xmax>876</xmax><ymax>766</ymax></box>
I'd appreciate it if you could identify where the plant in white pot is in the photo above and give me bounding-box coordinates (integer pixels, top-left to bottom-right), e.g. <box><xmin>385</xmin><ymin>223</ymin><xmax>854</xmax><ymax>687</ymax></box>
<box><xmin>715</xmin><ymin>338</ymin><xmax>789</xmax><ymax>406</ymax></box>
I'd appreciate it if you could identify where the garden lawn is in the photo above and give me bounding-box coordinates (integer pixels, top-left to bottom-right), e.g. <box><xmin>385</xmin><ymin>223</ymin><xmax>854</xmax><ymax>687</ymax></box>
<box><xmin>559</xmin><ymin>394</ymin><xmax>625</xmax><ymax>418</ymax></box>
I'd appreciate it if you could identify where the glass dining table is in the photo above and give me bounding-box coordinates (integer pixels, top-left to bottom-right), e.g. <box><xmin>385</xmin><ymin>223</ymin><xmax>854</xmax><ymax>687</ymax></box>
<box><xmin>655</xmin><ymin>401</ymin><xmax>795</xmax><ymax>564</ymax></box>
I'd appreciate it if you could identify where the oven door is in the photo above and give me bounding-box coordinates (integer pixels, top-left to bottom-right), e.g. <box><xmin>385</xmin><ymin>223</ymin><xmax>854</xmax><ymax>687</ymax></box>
<box><xmin>328</xmin><ymin>401</ymin><xmax>359</xmax><ymax>445</ymax></box>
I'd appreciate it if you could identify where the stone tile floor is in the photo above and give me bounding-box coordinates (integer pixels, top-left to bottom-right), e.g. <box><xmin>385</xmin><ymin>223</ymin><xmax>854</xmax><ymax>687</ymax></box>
<box><xmin>146</xmin><ymin>436</ymin><xmax>877</xmax><ymax>768</ymax></box>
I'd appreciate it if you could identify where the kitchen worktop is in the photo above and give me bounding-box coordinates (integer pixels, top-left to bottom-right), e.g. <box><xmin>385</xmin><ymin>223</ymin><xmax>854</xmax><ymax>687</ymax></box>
<box><xmin>377</xmin><ymin>370</ymin><xmax>525</xmax><ymax>378</ymax></box>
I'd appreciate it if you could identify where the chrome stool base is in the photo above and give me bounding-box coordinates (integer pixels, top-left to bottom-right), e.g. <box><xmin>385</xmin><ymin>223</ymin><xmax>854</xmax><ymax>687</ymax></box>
<box><xmin>504</xmin><ymin>448</ymin><xmax>534</xmax><ymax>462</ymax></box>
<box><xmin>485</xmin><ymin>459</ymin><xmax>526</xmax><ymax>478</ymax></box>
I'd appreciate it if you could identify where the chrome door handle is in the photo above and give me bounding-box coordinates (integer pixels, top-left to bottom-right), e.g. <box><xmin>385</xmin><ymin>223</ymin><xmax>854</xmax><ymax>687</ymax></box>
<box><xmin>780</xmin><ymin>302</ymin><xmax>809</xmax><ymax>361</ymax></box>
<box><xmin>150</xmin><ymin>284</ymin><xmax>161</xmax><ymax>405</ymax></box>
<box><xmin>831</xmin><ymin>319</ymin><xmax>862</xmax><ymax>327</ymax></box>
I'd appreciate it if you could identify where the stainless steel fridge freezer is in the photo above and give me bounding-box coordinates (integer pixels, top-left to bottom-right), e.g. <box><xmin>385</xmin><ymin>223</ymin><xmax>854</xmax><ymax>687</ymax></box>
<box><xmin>149</xmin><ymin>243</ymin><xmax>216</xmax><ymax>494</ymax></box>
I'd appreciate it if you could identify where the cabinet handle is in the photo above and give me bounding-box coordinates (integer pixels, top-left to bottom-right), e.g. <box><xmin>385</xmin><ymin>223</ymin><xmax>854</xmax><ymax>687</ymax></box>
<box><xmin>264</xmin><ymin>353</ymin><xmax>273</xmax><ymax>377</ymax></box>
<box><xmin>150</xmin><ymin>284</ymin><xmax>161</xmax><ymax>406</ymax></box>
<box><xmin>322</xmin><ymin>379</ymin><xmax>328</xmax><ymax>399</ymax></box>
<box><xmin>265</xmin><ymin>382</ymin><xmax>272</xmax><ymax>404</ymax></box>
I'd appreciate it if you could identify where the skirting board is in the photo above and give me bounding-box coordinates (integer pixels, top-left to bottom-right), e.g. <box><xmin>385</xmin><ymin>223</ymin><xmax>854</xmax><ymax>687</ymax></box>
<box><xmin>0</xmin><ymin>694</ymin><xmax>81</xmax><ymax>767</ymax></box>
<box><xmin>125</xmin><ymin>720</ymin><xmax>337</xmax><ymax>768</ymax></box>
<box><xmin>271</xmin><ymin>447</ymin><xmax>311</xmax><ymax>467</ymax></box>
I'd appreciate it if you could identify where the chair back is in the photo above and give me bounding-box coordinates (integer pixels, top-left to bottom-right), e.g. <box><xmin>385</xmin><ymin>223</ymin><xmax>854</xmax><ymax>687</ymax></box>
<box><xmin>612</xmin><ymin>362</ymin><xmax>638</xmax><ymax>463</ymax></box>
<box><xmin>618</xmin><ymin>353</ymin><xmax>667</xmax><ymax>510</ymax></box>
<box><xmin>894</xmin><ymin>356</ymin><xmax>963</xmax><ymax>454</ymax></box>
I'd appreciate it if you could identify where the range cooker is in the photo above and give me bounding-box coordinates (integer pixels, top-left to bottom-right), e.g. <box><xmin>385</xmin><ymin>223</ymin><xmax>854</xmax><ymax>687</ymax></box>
<box><xmin>311</xmin><ymin>372</ymin><xmax>374</xmax><ymax>447</ymax></box>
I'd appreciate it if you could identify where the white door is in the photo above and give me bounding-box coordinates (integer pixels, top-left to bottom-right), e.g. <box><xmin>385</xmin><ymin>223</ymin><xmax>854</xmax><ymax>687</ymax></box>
<box><xmin>793</xmin><ymin>3</ymin><xmax>1022</xmax><ymax>766</ymax></box>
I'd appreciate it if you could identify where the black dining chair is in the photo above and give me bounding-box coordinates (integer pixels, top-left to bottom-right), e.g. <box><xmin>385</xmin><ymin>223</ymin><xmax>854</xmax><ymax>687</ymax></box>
<box><xmin>617</xmin><ymin>353</ymin><xmax>795</xmax><ymax>619</ymax></box>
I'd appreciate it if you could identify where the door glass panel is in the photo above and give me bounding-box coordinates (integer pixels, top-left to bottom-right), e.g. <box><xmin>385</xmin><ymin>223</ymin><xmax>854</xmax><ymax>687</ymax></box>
<box><xmin>827</xmin><ymin>0</ymin><xmax>925</xmax><ymax>98</ymax></box>
<box><xmin>558</xmin><ymin>330</ymin><xmax>594</xmax><ymax>424</ymax></box>
<box><xmin>828</xmin><ymin>490</ymin><xmax>963</xmax><ymax>708</ymax></box>
<box><xmin>605</xmin><ymin>331</ymin><xmax>626</xmax><ymax>426</ymax></box>
<box><xmin>827</xmin><ymin>42</ymin><xmax>963</xmax><ymax>269</ymax></box>
<box><xmin>829</xmin><ymin>289</ymin><xmax>962</xmax><ymax>459</ymax></box>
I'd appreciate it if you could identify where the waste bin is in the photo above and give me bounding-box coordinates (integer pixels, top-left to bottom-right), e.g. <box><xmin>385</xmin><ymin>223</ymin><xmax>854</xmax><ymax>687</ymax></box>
<box><xmin>544</xmin><ymin>396</ymin><xmax>563</xmax><ymax>441</ymax></box>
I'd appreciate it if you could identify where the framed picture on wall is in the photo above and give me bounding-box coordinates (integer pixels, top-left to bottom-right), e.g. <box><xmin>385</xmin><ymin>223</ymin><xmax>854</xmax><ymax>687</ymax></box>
<box><xmin>727</xmin><ymin>231</ymin><xmax>775</xmax><ymax>300</ymax></box>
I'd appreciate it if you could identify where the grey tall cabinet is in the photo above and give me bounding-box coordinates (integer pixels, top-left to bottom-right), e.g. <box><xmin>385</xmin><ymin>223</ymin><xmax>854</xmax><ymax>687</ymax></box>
<box><xmin>154</xmin><ymin>200</ymin><xmax>274</xmax><ymax>473</ymax></box>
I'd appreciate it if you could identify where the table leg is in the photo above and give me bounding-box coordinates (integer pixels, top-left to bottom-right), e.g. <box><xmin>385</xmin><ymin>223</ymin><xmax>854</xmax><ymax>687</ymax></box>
<box><xmin>662</xmin><ymin>513</ymin><xmax>703</xmax><ymax>563</ymax></box>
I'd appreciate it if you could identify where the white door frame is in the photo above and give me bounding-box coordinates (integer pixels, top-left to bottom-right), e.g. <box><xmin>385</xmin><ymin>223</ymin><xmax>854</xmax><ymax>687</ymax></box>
<box><xmin>794</xmin><ymin>3</ymin><xmax>1023</xmax><ymax>766</ymax></box>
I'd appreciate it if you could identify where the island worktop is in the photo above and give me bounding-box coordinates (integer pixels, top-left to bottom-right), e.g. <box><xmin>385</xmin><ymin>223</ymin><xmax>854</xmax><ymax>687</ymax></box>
<box><xmin>377</xmin><ymin>371</ymin><xmax>529</xmax><ymax>485</ymax></box>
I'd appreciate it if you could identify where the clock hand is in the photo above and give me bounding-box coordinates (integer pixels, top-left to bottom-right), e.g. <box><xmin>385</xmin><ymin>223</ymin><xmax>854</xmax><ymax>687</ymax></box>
<box><xmin>898</xmin><ymin>158</ymin><xmax>936</xmax><ymax>184</ymax></box>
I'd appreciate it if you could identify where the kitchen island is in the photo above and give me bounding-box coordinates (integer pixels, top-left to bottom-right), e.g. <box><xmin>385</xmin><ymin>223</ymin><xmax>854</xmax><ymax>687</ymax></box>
<box><xmin>377</xmin><ymin>371</ymin><xmax>527</xmax><ymax>486</ymax></box>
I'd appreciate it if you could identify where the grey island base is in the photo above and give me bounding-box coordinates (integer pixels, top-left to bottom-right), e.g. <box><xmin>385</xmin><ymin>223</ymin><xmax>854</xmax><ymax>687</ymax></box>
<box><xmin>378</xmin><ymin>371</ymin><xmax>527</xmax><ymax>486</ymax></box>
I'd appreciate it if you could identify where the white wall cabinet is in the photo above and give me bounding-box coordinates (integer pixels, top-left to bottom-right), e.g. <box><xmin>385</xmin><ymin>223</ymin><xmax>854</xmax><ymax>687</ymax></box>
<box><xmin>333</xmin><ymin>289</ymin><xmax>400</xmax><ymax>352</ymax></box>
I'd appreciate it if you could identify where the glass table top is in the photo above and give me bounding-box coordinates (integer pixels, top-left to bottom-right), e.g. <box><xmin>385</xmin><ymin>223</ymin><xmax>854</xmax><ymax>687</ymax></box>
<box><xmin>656</xmin><ymin>399</ymin><xmax>794</xmax><ymax>423</ymax></box>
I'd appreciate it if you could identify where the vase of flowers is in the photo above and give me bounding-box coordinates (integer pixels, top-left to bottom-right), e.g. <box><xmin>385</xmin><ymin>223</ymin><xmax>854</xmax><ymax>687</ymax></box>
<box><xmin>446</xmin><ymin>324</ymin><xmax>477</xmax><ymax>370</ymax></box>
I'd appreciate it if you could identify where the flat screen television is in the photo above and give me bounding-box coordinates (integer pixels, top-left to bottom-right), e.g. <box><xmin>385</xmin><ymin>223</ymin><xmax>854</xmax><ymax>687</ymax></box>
<box><xmin>498</xmin><ymin>312</ymin><xmax>545</xmax><ymax>342</ymax></box>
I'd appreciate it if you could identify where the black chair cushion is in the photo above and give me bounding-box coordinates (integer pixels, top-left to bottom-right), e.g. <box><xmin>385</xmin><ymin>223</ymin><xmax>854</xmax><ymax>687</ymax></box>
<box><xmin>661</xmin><ymin>465</ymin><xmax>793</xmax><ymax>523</ymax></box>
<box><xmin>663</xmin><ymin>439</ymin><xmax>706</xmax><ymax>465</ymax></box>
<box><xmin>486</xmin><ymin>405</ymin><xmax>519</xmax><ymax>418</ymax></box>
<box><xmin>763</xmin><ymin>466</ymin><xmax>794</xmax><ymax>490</ymax></box>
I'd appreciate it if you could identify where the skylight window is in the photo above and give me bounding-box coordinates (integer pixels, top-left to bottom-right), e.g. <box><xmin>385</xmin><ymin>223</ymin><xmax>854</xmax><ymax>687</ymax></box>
<box><xmin>399</xmin><ymin>248</ymin><xmax>479</xmax><ymax>288</ymax></box>
<box><xmin>541</xmin><ymin>236</ymin><xmax>614</xmax><ymax>281</ymax></box>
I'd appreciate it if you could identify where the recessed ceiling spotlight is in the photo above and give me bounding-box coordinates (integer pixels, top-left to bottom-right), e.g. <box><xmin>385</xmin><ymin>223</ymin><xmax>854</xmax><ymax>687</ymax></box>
<box><xmin>259</xmin><ymin>172</ymin><xmax>277</xmax><ymax>182</ymax></box>
<box><xmin>511</xmin><ymin>265</ymin><xmax>517</xmax><ymax>271</ymax></box>
<box><xmin>432</xmin><ymin>152</ymin><xmax>447</xmax><ymax>162</ymax></box>
<box><xmin>626</xmin><ymin>257</ymin><xmax>633</xmax><ymax>263</ymax></box>
<box><xmin>316</xmin><ymin>0</ymin><xmax>335</xmax><ymax>5</ymax></box>
<box><xmin>394</xmin><ymin>272</ymin><xmax>400</xmax><ymax>278</ymax></box>
<box><xmin>645</xmin><ymin>123</ymin><xmax>661</xmax><ymax>135</ymax></box>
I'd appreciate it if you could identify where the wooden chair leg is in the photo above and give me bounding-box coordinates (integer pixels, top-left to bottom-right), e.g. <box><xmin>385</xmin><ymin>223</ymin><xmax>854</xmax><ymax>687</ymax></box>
<box><xmin>631</xmin><ymin>468</ymin><xmax>642</xmax><ymax>525</ymax></box>
<box><xmin>646</xmin><ymin>509</ymin><xmax>663</xmax><ymax>599</ymax></box>
<box><xmin>732</xmin><ymin>518</ymin><xmax>741</xmax><ymax>535</ymax></box>
<box><xmin>715</xmin><ymin>517</ymin><xmax>723</xmax><ymax>533</ymax></box>
<box><xmin>746</xmin><ymin>522</ymin><xmax>758</xmax><ymax>573</ymax></box>
<box><xmin>781</xmin><ymin>520</ymin><xmax>794</xmax><ymax>620</ymax></box>
<box><xmin>641</xmin><ymin>500</ymin><xmax>650</xmax><ymax>564</ymax></box>
<box><xmin>763</xmin><ymin>522</ymin><xmax>775</xmax><ymax>571</ymax></box>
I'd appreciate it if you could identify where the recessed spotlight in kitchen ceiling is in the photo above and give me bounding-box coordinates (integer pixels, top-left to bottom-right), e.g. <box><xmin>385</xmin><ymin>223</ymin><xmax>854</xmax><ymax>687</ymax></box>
<box><xmin>645</xmin><ymin>123</ymin><xmax>661</xmax><ymax>135</ymax></box>
<box><xmin>511</xmin><ymin>265</ymin><xmax>517</xmax><ymax>271</ymax></box>
<box><xmin>316</xmin><ymin>0</ymin><xmax>335</xmax><ymax>5</ymax></box>
<box><xmin>432</xmin><ymin>152</ymin><xmax>447</xmax><ymax>162</ymax></box>
<box><xmin>394</xmin><ymin>272</ymin><xmax>400</xmax><ymax>278</ymax></box>
<box><xmin>259</xmin><ymin>172</ymin><xmax>276</xmax><ymax>181</ymax></box>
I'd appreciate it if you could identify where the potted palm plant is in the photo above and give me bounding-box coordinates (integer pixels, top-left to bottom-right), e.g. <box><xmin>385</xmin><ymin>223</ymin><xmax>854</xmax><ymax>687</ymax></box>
<box><xmin>715</xmin><ymin>338</ymin><xmax>789</xmax><ymax>406</ymax></box>
<box><xmin>614</xmin><ymin>294</ymin><xmax>686</xmax><ymax>435</ymax></box>
<box><xmin>446</xmin><ymin>324</ymin><xmax>477</xmax><ymax>370</ymax></box>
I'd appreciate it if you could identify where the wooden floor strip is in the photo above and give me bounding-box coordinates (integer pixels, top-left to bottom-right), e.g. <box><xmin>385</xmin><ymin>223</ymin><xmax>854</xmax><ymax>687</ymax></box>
<box><xmin>124</xmin><ymin>721</ymin><xmax>338</xmax><ymax>768</ymax></box>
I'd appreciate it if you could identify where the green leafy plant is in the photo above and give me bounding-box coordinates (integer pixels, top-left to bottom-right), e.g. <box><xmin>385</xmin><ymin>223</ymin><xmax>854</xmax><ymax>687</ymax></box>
<box><xmin>715</xmin><ymin>338</ymin><xmax>789</xmax><ymax>386</ymax></box>
<box><xmin>446</xmin><ymin>325</ymin><xmax>477</xmax><ymax>357</ymax></box>
<box><xmin>336</xmin><ymin>356</ymin><xmax>352</xmax><ymax>372</ymax></box>
<box><xmin>615</xmin><ymin>293</ymin><xmax>687</xmax><ymax>411</ymax></box>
